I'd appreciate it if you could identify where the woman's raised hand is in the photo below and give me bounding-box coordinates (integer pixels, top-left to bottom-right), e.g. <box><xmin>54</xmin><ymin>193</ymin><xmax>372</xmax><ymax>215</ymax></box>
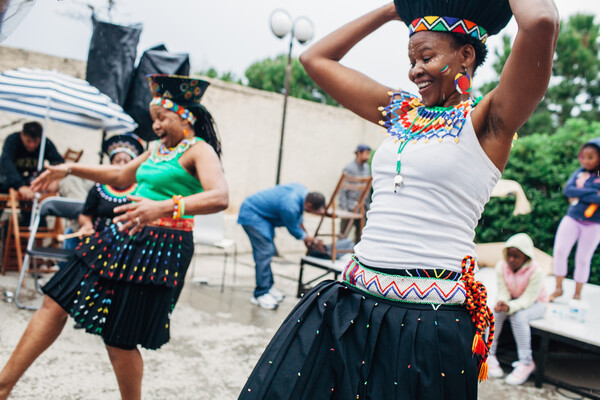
<box><xmin>112</xmin><ymin>195</ymin><xmax>171</xmax><ymax>235</ymax></box>
<box><xmin>30</xmin><ymin>164</ymin><xmax>72</xmax><ymax>192</ymax></box>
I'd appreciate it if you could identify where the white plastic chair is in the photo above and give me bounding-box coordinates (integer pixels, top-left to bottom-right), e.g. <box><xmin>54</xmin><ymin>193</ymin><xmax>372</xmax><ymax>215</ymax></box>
<box><xmin>192</xmin><ymin>212</ymin><xmax>237</xmax><ymax>292</ymax></box>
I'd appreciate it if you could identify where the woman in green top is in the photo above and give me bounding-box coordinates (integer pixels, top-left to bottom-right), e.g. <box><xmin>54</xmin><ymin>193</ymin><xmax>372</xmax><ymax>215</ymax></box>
<box><xmin>0</xmin><ymin>75</ymin><xmax>229</xmax><ymax>400</ymax></box>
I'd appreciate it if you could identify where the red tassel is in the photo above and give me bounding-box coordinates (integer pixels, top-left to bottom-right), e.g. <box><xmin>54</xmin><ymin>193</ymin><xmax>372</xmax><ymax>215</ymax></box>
<box><xmin>472</xmin><ymin>333</ymin><xmax>487</xmax><ymax>356</ymax></box>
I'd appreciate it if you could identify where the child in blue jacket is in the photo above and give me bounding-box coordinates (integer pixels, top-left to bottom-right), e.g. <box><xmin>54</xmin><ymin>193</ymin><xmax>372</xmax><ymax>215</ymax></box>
<box><xmin>551</xmin><ymin>137</ymin><xmax>600</xmax><ymax>300</ymax></box>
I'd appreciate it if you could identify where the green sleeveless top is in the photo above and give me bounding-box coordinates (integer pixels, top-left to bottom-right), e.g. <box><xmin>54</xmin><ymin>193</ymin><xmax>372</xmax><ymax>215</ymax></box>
<box><xmin>134</xmin><ymin>138</ymin><xmax>204</xmax><ymax>218</ymax></box>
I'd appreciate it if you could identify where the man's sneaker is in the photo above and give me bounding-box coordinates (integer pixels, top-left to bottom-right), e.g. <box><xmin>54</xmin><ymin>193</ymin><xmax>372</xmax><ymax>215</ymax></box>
<box><xmin>505</xmin><ymin>361</ymin><xmax>535</xmax><ymax>385</ymax></box>
<box><xmin>486</xmin><ymin>355</ymin><xmax>504</xmax><ymax>379</ymax></box>
<box><xmin>268</xmin><ymin>287</ymin><xmax>285</xmax><ymax>303</ymax></box>
<box><xmin>250</xmin><ymin>293</ymin><xmax>279</xmax><ymax>310</ymax></box>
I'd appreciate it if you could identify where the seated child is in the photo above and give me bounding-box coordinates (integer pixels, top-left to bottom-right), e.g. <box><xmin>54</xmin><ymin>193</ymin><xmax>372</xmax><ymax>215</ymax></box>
<box><xmin>487</xmin><ymin>233</ymin><xmax>549</xmax><ymax>385</ymax></box>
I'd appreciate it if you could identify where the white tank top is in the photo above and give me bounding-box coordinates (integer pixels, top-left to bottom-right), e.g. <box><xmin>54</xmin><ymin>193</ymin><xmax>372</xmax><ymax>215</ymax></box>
<box><xmin>354</xmin><ymin>112</ymin><xmax>501</xmax><ymax>272</ymax></box>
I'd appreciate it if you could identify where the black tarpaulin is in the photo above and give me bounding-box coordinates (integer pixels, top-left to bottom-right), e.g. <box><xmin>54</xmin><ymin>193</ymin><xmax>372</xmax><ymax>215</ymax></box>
<box><xmin>85</xmin><ymin>15</ymin><xmax>142</xmax><ymax>107</ymax></box>
<box><xmin>123</xmin><ymin>45</ymin><xmax>190</xmax><ymax>141</ymax></box>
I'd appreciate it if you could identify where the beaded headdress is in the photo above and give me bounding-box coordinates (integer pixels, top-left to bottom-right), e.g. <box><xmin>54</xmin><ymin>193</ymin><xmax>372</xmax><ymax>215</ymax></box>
<box><xmin>394</xmin><ymin>0</ymin><xmax>513</xmax><ymax>43</ymax></box>
<box><xmin>102</xmin><ymin>133</ymin><xmax>144</xmax><ymax>161</ymax></box>
<box><xmin>146</xmin><ymin>74</ymin><xmax>210</xmax><ymax>125</ymax></box>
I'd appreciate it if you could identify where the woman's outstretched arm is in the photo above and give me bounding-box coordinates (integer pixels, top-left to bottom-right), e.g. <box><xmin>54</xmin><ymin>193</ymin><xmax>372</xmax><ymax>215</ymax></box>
<box><xmin>30</xmin><ymin>151</ymin><xmax>150</xmax><ymax>192</ymax></box>
<box><xmin>474</xmin><ymin>0</ymin><xmax>559</xmax><ymax>170</ymax></box>
<box><xmin>300</xmin><ymin>3</ymin><xmax>400</xmax><ymax>124</ymax></box>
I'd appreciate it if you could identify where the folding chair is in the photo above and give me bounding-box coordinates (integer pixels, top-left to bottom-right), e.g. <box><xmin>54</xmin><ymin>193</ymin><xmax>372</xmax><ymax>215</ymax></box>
<box><xmin>192</xmin><ymin>212</ymin><xmax>237</xmax><ymax>292</ymax></box>
<box><xmin>14</xmin><ymin>196</ymin><xmax>84</xmax><ymax>310</ymax></box>
<box><xmin>62</xmin><ymin>148</ymin><xmax>84</xmax><ymax>163</ymax></box>
<box><xmin>297</xmin><ymin>172</ymin><xmax>372</xmax><ymax>296</ymax></box>
<box><xmin>2</xmin><ymin>189</ymin><xmax>58</xmax><ymax>275</ymax></box>
<box><xmin>312</xmin><ymin>172</ymin><xmax>372</xmax><ymax>261</ymax></box>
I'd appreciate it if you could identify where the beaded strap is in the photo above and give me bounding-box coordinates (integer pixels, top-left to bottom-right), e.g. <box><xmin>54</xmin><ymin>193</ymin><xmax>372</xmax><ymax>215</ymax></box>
<box><xmin>172</xmin><ymin>195</ymin><xmax>184</xmax><ymax>220</ymax></box>
<box><xmin>460</xmin><ymin>255</ymin><xmax>495</xmax><ymax>382</ymax></box>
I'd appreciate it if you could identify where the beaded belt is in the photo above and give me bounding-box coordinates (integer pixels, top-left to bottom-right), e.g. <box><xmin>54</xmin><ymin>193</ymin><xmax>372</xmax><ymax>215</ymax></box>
<box><xmin>341</xmin><ymin>256</ymin><xmax>467</xmax><ymax>305</ymax></box>
<box><xmin>148</xmin><ymin>217</ymin><xmax>194</xmax><ymax>231</ymax></box>
<box><xmin>341</xmin><ymin>255</ymin><xmax>495</xmax><ymax>381</ymax></box>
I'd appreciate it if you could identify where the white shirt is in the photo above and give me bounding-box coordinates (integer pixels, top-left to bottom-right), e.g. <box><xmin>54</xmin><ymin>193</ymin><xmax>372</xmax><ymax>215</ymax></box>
<box><xmin>354</xmin><ymin>113</ymin><xmax>501</xmax><ymax>272</ymax></box>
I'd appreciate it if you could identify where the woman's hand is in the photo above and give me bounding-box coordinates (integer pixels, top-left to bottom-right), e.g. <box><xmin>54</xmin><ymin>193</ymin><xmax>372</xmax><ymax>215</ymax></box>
<box><xmin>78</xmin><ymin>225</ymin><xmax>95</xmax><ymax>238</ymax></box>
<box><xmin>112</xmin><ymin>195</ymin><xmax>171</xmax><ymax>235</ymax></box>
<box><xmin>30</xmin><ymin>163</ymin><xmax>71</xmax><ymax>192</ymax></box>
<box><xmin>494</xmin><ymin>301</ymin><xmax>510</xmax><ymax>313</ymax></box>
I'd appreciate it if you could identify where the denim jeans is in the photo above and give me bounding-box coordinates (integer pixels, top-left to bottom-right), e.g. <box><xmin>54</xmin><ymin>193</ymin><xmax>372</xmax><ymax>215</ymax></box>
<box><xmin>242</xmin><ymin>224</ymin><xmax>276</xmax><ymax>298</ymax></box>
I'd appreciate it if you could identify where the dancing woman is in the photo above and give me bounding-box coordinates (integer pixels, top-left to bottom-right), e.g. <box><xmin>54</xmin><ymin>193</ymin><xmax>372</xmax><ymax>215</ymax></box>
<box><xmin>78</xmin><ymin>133</ymin><xmax>145</xmax><ymax>236</ymax></box>
<box><xmin>0</xmin><ymin>75</ymin><xmax>228</xmax><ymax>400</ymax></box>
<box><xmin>240</xmin><ymin>0</ymin><xmax>558</xmax><ymax>398</ymax></box>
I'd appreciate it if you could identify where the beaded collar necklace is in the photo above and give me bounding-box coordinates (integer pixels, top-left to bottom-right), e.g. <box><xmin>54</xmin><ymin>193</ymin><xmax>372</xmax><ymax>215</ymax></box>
<box><xmin>150</xmin><ymin>137</ymin><xmax>199</xmax><ymax>163</ymax></box>
<box><xmin>96</xmin><ymin>183</ymin><xmax>137</xmax><ymax>203</ymax></box>
<box><xmin>379</xmin><ymin>91</ymin><xmax>480</xmax><ymax>192</ymax></box>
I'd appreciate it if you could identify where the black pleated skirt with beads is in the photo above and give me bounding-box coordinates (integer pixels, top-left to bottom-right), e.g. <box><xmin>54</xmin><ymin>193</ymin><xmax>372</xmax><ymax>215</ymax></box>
<box><xmin>239</xmin><ymin>280</ymin><xmax>480</xmax><ymax>400</ymax></box>
<box><xmin>43</xmin><ymin>223</ymin><xmax>194</xmax><ymax>350</ymax></box>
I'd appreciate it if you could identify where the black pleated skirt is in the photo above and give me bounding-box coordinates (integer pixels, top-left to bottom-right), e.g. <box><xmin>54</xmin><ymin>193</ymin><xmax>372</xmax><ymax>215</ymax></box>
<box><xmin>239</xmin><ymin>280</ymin><xmax>480</xmax><ymax>400</ymax></box>
<box><xmin>43</xmin><ymin>223</ymin><xmax>194</xmax><ymax>350</ymax></box>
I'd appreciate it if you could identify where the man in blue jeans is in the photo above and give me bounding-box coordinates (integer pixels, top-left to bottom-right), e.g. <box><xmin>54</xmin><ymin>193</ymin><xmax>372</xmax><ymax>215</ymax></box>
<box><xmin>238</xmin><ymin>183</ymin><xmax>326</xmax><ymax>309</ymax></box>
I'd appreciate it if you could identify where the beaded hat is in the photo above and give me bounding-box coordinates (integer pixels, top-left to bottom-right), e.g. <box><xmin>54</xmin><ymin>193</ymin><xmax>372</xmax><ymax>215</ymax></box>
<box><xmin>394</xmin><ymin>0</ymin><xmax>513</xmax><ymax>44</ymax></box>
<box><xmin>102</xmin><ymin>132</ymin><xmax>145</xmax><ymax>161</ymax></box>
<box><xmin>146</xmin><ymin>74</ymin><xmax>210</xmax><ymax>125</ymax></box>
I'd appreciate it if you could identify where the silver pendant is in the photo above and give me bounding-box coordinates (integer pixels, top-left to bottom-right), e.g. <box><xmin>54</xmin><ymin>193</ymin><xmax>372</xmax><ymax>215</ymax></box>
<box><xmin>394</xmin><ymin>174</ymin><xmax>404</xmax><ymax>193</ymax></box>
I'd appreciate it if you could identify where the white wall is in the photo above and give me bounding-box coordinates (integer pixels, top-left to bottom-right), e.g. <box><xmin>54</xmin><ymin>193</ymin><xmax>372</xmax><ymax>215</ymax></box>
<box><xmin>0</xmin><ymin>46</ymin><xmax>385</xmax><ymax>253</ymax></box>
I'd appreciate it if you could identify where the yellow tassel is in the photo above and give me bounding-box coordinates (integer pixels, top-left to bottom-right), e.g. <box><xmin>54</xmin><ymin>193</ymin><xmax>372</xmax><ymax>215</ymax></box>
<box><xmin>379</xmin><ymin>120</ymin><xmax>384</xmax><ymax>126</ymax></box>
<box><xmin>478</xmin><ymin>361</ymin><xmax>488</xmax><ymax>382</ymax></box>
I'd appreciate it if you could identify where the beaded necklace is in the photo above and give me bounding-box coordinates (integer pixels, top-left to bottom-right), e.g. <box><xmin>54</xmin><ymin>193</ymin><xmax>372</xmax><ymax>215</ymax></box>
<box><xmin>149</xmin><ymin>137</ymin><xmax>199</xmax><ymax>163</ymax></box>
<box><xmin>96</xmin><ymin>183</ymin><xmax>137</xmax><ymax>203</ymax></box>
<box><xmin>379</xmin><ymin>91</ymin><xmax>480</xmax><ymax>192</ymax></box>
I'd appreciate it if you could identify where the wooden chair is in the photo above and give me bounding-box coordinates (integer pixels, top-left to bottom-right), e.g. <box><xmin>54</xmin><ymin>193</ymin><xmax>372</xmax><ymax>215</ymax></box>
<box><xmin>62</xmin><ymin>148</ymin><xmax>83</xmax><ymax>163</ymax></box>
<box><xmin>311</xmin><ymin>172</ymin><xmax>373</xmax><ymax>262</ymax></box>
<box><xmin>1</xmin><ymin>189</ymin><xmax>61</xmax><ymax>275</ymax></box>
<box><xmin>0</xmin><ymin>193</ymin><xmax>11</xmax><ymax>273</ymax></box>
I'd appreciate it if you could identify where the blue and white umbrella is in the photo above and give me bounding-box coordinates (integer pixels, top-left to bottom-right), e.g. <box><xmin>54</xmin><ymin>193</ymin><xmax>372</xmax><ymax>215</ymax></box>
<box><xmin>0</xmin><ymin>67</ymin><xmax>138</xmax><ymax>229</ymax></box>
<box><xmin>0</xmin><ymin>67</ymin><xmax>137</xmax><ymax>133</ymax></box>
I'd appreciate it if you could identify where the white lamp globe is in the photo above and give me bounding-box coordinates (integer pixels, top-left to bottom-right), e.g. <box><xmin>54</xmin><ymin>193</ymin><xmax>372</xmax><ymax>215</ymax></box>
<box><xmin>293</xmin><ymin>17</ymin><xmax>314</xmax><ymax>44</ymax></box>
<box><xmin>270</xmin><ymin>9</ymin><xmax>292</xmax><ymax>38</ymax></box>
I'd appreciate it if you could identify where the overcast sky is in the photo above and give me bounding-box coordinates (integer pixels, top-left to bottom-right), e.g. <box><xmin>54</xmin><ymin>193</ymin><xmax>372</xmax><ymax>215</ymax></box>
<box><xmin>3</xmin><ymin>0</ymin><xmax>600</xmax><ymax>94</ymax></box>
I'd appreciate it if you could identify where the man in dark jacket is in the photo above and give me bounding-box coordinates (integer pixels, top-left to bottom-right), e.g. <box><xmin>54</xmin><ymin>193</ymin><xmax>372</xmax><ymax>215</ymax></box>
<box><xmin>0</xmin><ymin>121</ymin><xmax>64</xmax><ymax>200</ymax></box>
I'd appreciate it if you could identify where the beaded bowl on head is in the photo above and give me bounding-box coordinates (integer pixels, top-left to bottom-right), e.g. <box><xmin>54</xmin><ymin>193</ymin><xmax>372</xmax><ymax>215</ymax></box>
<box><xmin>394</xmin><ymin>0</ymin><xmax>513</xmax><ymax>44</ymax></box>
<box><xmin>102</xmin><ymin>132</ymin><xmax>145</xmax><ymax>161</ymax></box>
<box><xmin>146</xmin><ymin>74</ymin><xmax>210</xmax><ymax>107</ymax></box>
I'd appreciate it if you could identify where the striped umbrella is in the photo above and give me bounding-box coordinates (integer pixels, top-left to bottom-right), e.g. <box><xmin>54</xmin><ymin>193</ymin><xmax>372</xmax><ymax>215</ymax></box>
<box><xmin>0</xmin><ymin>67</ymin><xmax>139</xmax><ymax>228</ymax></box>
<box><xmin>0</xmin><ymin>67</ymin><xmax>137</xmax><ymax>133</ymax></box>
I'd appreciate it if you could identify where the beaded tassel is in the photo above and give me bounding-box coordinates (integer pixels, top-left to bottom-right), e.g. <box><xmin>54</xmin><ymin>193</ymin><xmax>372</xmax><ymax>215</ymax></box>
<box><xmin>461</xmin><ymin>255</ymin><xmax>495</xmax><ymax>382</ymax></box>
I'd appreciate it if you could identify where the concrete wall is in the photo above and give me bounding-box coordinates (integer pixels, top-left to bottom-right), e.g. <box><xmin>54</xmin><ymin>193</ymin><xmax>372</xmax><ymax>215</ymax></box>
<box><xmin>0</xmin><ymin>46</ymin><xmax>385</xmax><ymax>253</ymax></box>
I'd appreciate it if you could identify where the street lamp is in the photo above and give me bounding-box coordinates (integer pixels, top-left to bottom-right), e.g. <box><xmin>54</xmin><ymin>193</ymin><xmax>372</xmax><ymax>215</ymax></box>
<box><xmin>269</xmin><ymin>9</ymin><xmax>314</xmax><ymax>185</ymax></box>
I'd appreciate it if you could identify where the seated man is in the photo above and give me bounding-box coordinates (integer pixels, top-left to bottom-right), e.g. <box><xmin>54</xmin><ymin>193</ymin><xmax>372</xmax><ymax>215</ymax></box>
<box><xmin>338</xmin><ymin>144</ymin><xmax>371</xmax><ymax>243</ymax></box>
<box><xmin>0</xmin><ymin>121</ymin><xmax>64</xmax><ymax>200</ymax></box>
<box><xmin>238</xmin><ymin>183</ymin><xmax>325</xmax><ymax>310</ymax></box>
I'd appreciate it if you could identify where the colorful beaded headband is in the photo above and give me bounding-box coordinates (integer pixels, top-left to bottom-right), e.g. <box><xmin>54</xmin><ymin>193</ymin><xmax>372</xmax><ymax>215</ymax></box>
<box><xmin>409</xmin><ymin>16</ymin><xmax>488</xmax><ymax>44</ymax></box>
<box><xmin>108</xmin><ymin>145</ymin><xmax>138</xmax><ymax>160</ymax></box>
<box><xmin>150</xmin><ymin>96</ymin><xmax>197</xmax><ymax>125</ymax></box>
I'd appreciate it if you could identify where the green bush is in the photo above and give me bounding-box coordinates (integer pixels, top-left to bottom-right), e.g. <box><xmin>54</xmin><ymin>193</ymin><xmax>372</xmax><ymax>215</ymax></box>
<box><xmin>475</xmin><ymin>118</ymin><xmax>600</xmax><ymax>284</ymax></box>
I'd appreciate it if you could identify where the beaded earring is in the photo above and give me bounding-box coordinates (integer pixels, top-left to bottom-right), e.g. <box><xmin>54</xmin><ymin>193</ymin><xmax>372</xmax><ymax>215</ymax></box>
<box><xmin>455</xmin><ymin>71</ymin><xmax>472</xmax><ymax>95</ymax></box>
<box><xmin>183</xmin><ymin>128</ymin><xmax>191</xmax><ymax>138</ymax></box>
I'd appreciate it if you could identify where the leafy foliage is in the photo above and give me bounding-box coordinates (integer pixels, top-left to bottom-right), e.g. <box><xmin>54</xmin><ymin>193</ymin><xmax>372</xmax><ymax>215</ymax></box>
<box><xmin>244</xmin><ymin>55</ymin><xmax>338</xmax><ymax>106</ymax></box>
<box><xmin>476</xmin><ymin>119</ymin><xmax>600</xmax><ymax>284</ymax></box>
<box><xmin>196</xmin><ymin>68</ymin><xmax>242</xmax><ymax>84</ymax></box>
<box><xmin>479</xmin><ymin>14</ymin><xmax>600</xmax><ymax>137</ymax></box>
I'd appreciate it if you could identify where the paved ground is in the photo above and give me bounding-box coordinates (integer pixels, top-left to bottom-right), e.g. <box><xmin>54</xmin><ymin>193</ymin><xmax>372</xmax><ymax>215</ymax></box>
<box><xmin>0</xmin><ymin>252</ymin><xmax>589</xmax><ymax>399</ymax></box>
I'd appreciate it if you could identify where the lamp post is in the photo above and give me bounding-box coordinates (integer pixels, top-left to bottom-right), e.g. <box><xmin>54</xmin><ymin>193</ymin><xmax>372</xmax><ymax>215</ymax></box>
<box><xmin>270</xmin><ymin>9</ymin><xmax>314</xmax><ymax>185</ymax></box>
